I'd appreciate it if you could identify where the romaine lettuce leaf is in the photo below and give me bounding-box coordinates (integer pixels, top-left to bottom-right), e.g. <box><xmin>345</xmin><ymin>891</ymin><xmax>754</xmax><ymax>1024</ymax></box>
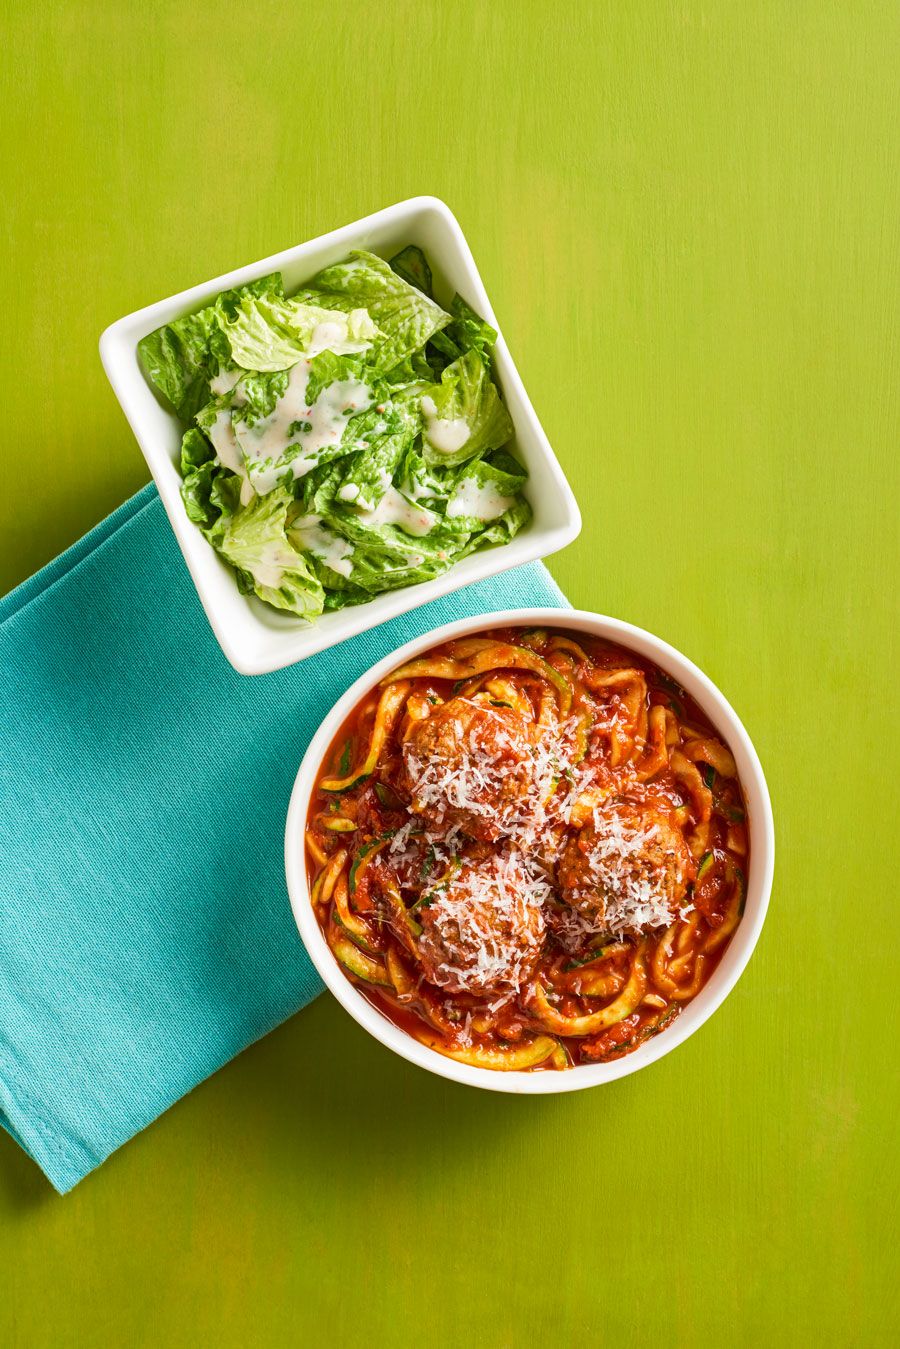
<box><xmin>428</xmin><ymin>328</ymin><xmax>462</xmax><ymax>365</ymax></box>
<box><xmin>180</xmin><ymin>426</ymin><xmax>215</xmax><ymax>476</ymax></box>
<box><xmin>216</xmin><ymin>357</ymin><xmax>378</xmax><ymax>495</ymax></box>
<box><xmin>331</xmin><ymin>399</ymin><xmax>419</xmax><ymax>510</ymax></box>
<box><xmin>308</xmin><ymin>537</ymin><xmax>445</xmax><ymax>596</ymax></box>
<box><xmin>321</xmin><ymin>581</ymin><xmax>373</xmax><ymax>611</ymax></box>
<box><xmin>181</xmin><ymin>460</ymin><xmax>219</xmax><ymax>531</ymax></box>
<box><xmin>295</xmin><ymin>460</ymin><xmax>345</xmax><ymax>518</ymax></box>
<box><xmin>326</xmin><ymin>484</ymin><xmax>483</xmax><ymax>590</ymax></box>
<box><xmin>466</xmin><ymin>496</ymin><xmax>532</xmax><ymax>547</ymax></box>
<box><xmin>215</xmin><ymin>273</ymin><xmax>285</xmax><ymax>320</ymax></box>
<box><xmin>227</xmin><ymin>369</ymin><xmax>288</xmax><ymax>425</ymax></box>
<box><xmin>301</xmin><ymin>350</ymin><xmax>368</xmax><ymax>407</ymax></box>
<box><xmin>382</xmin><ymin>348</ymin><xmax>435</xmax><ymax>387</ymax></box>
<box><xmin>444</xmin><ymin>457</ymin><xmax>527</xmax><ymax>526</ymax></box>
<box><xmin>418</xmin><ymin>348</ymin><xmax>514</xmax><ymax>467</ymax></box>
<box><xmin>388</xmin><ymin>245</ymin><xmax>434</xmax><ymax>298</ymax></box>
<box><xmin>384</xmin><ymin>254</ymin><xmax>496</xmax><ymax>365</ymax></box>
<box><xmin>225</xmin><ymin>294</ymin><xmax>380</xmax><ymax>372</ymax></box>
<box><xmin>394</xmin><ymin>443</ymin><xmax>453</xmax><ymax>508</ymax></box>
<box><xmin>426</xmin><ymin>295</ymin><xmax>498</xmax><ymax>370</ymax></box>
<box><xmin>309</xmin><ymin>488</ymin><xmax>527</xmax><ymax>598</ymax></box>
<box><xmin>446</xmin><ymin>294</ymin><xmax>497</xmax><ymax>363</ymax></box>
<box><xmin>213</xmin><ymin>485</ymin><xmax>324</xmax><ymax>618</ymax></box>
<box><xmin>207</xmin><ymin>467</ymin><xmax>242</xmax><ymax>528</ymax></box>
<box><xmin>138</xmin><ymin>273</ymin><xmax>283</xmax><ymax>419</ymax></box>
<box><xmin>302</xmin><ymin>250</ymin><xmax>450</xmax><ymax>373</ymax></box>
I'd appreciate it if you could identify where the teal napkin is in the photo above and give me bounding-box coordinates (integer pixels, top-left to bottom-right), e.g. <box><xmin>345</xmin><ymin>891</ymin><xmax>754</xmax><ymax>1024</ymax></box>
<box><xmin>0</xmin><ymin>485</ymin><xmax>569</xmax><ymax>1193</ymax></box>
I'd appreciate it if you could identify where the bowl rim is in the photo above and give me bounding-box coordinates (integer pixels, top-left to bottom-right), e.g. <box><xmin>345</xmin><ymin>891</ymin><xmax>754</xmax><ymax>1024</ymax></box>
<box><xmin>284</xmin><ymin>606</ymin><xmax>775</xmax><ymax>1094</ymax></box>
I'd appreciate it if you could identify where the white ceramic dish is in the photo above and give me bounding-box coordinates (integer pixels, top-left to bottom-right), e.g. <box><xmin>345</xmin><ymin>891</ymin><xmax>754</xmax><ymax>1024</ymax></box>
<box><xmin>99</xmin><ymin>198</ymin><xmax>581</xmax><ymax>675</ymax></box>
<box><xmin>285</xmin><ymin>608</ymin><xmax>775</xmax><ymax>1095</ymax></box>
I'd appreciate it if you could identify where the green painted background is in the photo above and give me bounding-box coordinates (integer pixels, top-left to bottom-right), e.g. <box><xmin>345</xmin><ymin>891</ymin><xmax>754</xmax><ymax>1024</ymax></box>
<box><xmin>2</xmin><ymin>2</ymin><xmax>897</xmax><ymax>1345</ymax></box>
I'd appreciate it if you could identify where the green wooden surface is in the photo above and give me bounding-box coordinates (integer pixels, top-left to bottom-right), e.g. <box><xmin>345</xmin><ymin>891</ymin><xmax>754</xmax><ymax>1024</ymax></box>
<box><xmin>2</xmin><ymin>2</ymin><xmax>897</xmax><ymax>1345</ymax></box>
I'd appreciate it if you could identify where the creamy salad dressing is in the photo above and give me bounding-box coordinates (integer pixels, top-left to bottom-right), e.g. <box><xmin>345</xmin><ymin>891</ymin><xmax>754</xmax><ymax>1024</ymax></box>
<box><xmin>420</xmin><ymin>394</ymin><xmax>470</xmax><ymax>454</ymax></box>
<box><xmin>252</xmin><ymin>541</ymin><xmax>296</xmax><ymax>590</ymax></box>
<box><xmin>306</xmin><ymin>320</ymin><xmax>347</xmax><ymax>355</ymax></box>
<box><xmin>355</xmin><ymin>468</ymin><xmax>393</xmax><ymax>512</ymax></box>
<box><xmin>446</xmin><ymin>477</ymin><xmax>516</xmax><ymax>521</ymax></box>
<box><xmin>305</xmin><ymin>313</ymin><xmax>373</xmax><ymax>358</ymax></box>
<box><xmin>232</xmin><ymin>360</ymin><xmax>372</xmax><ymax>495</ymax></box>
<box><xmin>207</xmin><ymin>407</ymin><xmax>254</xmax><ymax>504</ymax></box>
<box><xmin>399</xmin><ymin>473</ymin><xmax>438</xmax><ymax>502</ymax></box>
<box><xmin>210</xmin><ymin>367</ymin><xmax>244</xmax><ymax>396</ymax></box>
<box><xmin>357</xmin><ymin>485</ymin><xmax>438</xmax><ymax>537</ymax></box>
<box><xmin>291</xmin><ymin>514</ymin><xmax>354</xmax><ymax>578</ymax></box>
<box><xmin>207</xmin><ymin>407</ymin><xmax>242</xmax><ymax>473</ymax></box>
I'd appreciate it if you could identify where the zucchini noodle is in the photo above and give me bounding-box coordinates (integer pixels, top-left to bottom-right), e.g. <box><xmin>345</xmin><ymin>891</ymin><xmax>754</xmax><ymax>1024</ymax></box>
<box><xmin>321</xmin><ymin>682</ymin><xmax>411</xmax><ymax>791</ymax></box>
<box><xmin>529</xmin><ymin>950</ymin><xmax>647</xmax><ymax>1036</ymax></box>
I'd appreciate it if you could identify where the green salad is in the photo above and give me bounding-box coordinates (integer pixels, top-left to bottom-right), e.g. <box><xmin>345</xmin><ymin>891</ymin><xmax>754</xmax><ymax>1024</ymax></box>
<box><xmin>139</xmin><ymin>246</ymin><xmax>530</xmax><ymax>619</ymax></box>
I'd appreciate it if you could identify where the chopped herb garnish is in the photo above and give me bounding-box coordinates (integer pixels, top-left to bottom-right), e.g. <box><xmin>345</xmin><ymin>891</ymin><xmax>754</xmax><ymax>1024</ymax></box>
<box><xmin>420</xmin><ymin>845</ymin><xmax>437</xmax><ymax>881</ymax></box>
<box><xmin>374</xmin><ymin>781</ymin><xmax>405</xmax><ymax>811</ymax></box>
<box><xmin>657</xmin><ymin>671</ymin><xmax>684</xmax><ymax>699</ymax></box>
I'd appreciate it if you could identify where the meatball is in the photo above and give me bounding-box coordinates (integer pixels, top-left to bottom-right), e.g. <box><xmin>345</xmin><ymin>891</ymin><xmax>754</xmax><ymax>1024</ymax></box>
<box><xmin>417</xmin><ymin>855</ymin><xmax>546</xmax><ymax>995</ymax></box>
<box><xmin>402</xmin><ymin>696</ymin><xmax>537</xmax><ymax>841</ymax></box>
<box><xmin>557</xmin><ymin>799</ymin><xmax>692</xmax><ymax>937</ymax></box>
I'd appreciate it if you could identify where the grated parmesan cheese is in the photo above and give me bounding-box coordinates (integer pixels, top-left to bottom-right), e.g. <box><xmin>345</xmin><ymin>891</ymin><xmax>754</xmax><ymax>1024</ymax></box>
<box><xmin>417</xmin><ymin>851</ymin><xmax>550</xmax><ymax>995</ymax></box>
<box><xmin>559</xmin><ymin>803</ymin><xmax>690</xmax><ymax>937</ymax></box>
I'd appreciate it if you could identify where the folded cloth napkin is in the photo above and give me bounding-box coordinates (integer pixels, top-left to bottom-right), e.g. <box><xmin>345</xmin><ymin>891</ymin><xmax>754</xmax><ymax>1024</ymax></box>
<box><xmin>0</xmin><ymin>485</ymin><xmax>568</xmax><ymax>1192</ymax></box>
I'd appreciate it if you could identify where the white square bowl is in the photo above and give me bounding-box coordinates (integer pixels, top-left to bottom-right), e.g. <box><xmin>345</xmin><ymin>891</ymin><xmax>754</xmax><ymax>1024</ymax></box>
<box><xmin>100</xmin><ymin>197</ymin><xmax>581</xmax><ymax>675</ymax></box>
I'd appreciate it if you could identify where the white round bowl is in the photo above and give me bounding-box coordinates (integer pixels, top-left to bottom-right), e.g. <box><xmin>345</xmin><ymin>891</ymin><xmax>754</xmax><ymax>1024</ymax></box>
<box><xmin>285</xmin><ymin>608</ymin><xmax>775</xmax><ymax>1094</ymax></box>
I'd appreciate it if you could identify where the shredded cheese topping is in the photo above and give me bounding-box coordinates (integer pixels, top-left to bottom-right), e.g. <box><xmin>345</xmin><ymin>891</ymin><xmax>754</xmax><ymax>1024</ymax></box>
<box><xmin>563</xmin><ymin>805</ymin><xmax>687</xmax><ymax>937</ymax></box>
<box><xmin>403</xmin><ymin>700</ymin><xmax>534</xmax><ymax>834</ymax></box>
<box><xmin>403</xmin><ymin>698</ymin><xmax>589</xmax><ymax>857</ymax></box>
<box><xmin>419</xmin><ymin>852</ymin><xmax>550</xmax><ymax>995</ymax></box>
